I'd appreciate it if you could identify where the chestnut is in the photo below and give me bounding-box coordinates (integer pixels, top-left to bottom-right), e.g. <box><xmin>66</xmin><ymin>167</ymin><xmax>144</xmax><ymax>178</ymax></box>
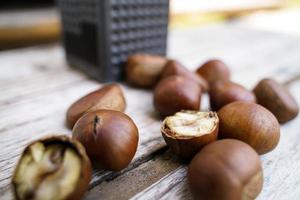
<box><xmin>209</xmin><ymin>81</ymin><xmax>256</xmax><ymax>111</ymax></box>
<box><xmin>161</xmin><ymin>60</ymin><xmax>209</xmax><ymax>92</ymax></box>
<box><xmin>12</xmin><ymin>136</ymin><xmax>92</xmax><ymax>200</ymax></box>
<box><xmin>66</xmin><ymin>83</ymin><xmax>126</xmax><ymax>128</ymax></box>
<box><xmin>161</xmin><ymin>110</ymin><xmax>218</xmax><ymax>159</ymax></box>
<box><xmin>196</xmin><ymin>59</ymin><xmax>230</xmax><ymax>86</ymax></box>
<box><xmin>188</xmin><ymin>139</ymin><xmax>263</xmax><ymax>200</ymax></box>
<box><xmin>253</xmin><ymin>78</ymin><xmax>299</xmax><ymax>123</ymax></box>
<box><xmin>153</xmin><ymin>76</ymin><xmax>202</xmax><ymax>116</ymax></box>
<box><xmin>218</xmin><ymin>101</ymin><xmax>280</xmax><ymax>154</ymax></box>
<box><xmin>72</xmin><ymin>110</ymin><xmax>139</xmax><ymax>171</ymax></box>
<box><xmin>125</xmin><ymin>54</ymin><xmax>168</xmax><ymax>88</ymax></box>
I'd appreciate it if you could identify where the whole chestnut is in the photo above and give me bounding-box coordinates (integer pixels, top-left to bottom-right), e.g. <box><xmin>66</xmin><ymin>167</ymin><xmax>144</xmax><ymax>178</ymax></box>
<box><xmin>161</xmin><ymin>110</ymin><xmax>218</xmax><ymax>159</ymax></box>
<box><xmin>196</xmin><ymin>59</ymin><xmax>230</xmax><ymax>86</ymax></box>
<box><xmin>218</xmin><ymin>101</ymin><xmax>280</xmax><ymax>154</ymax></box>
<box><xmin>125</xmin><ymin>54</ymin><xmax>168</xmax><ymax>88</ymax></box>
<box><xmin>209</xmin><ymin>81</ymin><xmax>256</xmax><ymax>111</ymax></box>
<box><xmin>66</xmin><ymin>83</ymin><xmax>126</xmax><ymax>128</ymax></box>
<box><xmin>153</xmin><ymin>76</ymin><xmax>202</xmax><ymax>116</ymax></box>
<box><xmin>253</xmin><ymin>78</ymin><xmax>299</xmax><ymax>123</ymax></box>
<box><xmin>188</xmin><ymin>139</ymin><xmax>263</xmax><ymax>200</ymax></box>
<box><xmin>72</xmin><ymin>110</ymin><xmax>139</xmax><ymax>171</ymax></box>
<box><xmin>12</xmin><ymin>136</ymin><xmax>92</xmax><ymax>200</ymax></box>
<box><xmin>161</xmin><ymin>60</ymin><xmax>209</xmax><ymax>92</ymax></box>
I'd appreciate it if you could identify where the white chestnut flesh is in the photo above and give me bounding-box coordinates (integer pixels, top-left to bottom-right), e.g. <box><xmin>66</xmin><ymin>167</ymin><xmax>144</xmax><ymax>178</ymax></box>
<box><xmin>12</xmin><ymin>137</ymin><xmax>91</xmax><ymax>200</ymax></box>
<box><xmin>161</xmin><ymin>111</ymin><xmax>218</xmax><ymax>159</ymax></box>
<box><xmin>165</xmin><ymin>111</ymin><xmax>218</xmax><ymax>137</ymax></box>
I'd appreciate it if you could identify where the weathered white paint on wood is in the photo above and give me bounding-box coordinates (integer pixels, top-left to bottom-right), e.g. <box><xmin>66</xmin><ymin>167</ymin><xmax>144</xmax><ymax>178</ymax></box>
<box><xmin>0</xmin><ymin>23</ymin><xmax>300</xmax><ymax>200</ymax></box>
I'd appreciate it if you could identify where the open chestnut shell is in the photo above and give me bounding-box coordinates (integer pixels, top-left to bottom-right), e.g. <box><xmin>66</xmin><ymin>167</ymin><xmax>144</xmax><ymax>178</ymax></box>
<box><xmin>12</xmin><ymin>135</ymin><xmax>92</xmax><ymax>200</ymax></box>
<box><xmin>188</xmin><ymin>139</ymin><xmax>263</xmax><ymax>200</ymax></box>
<box><xmin>161</xmin><ymin>60</ymin><xmax>209</xmax><ymax>92</ymax></box>
<box><xmin>154</xmin><ymin>76</ymin><xmax>202</xmax><ymax>116</ymax></box>
<box><xmin>66</xmin><ymin>83</ymin><xmax>126</xmax><ymax>129</ymax></box>
<box><xmin>253</xmin><ymin>78</ymin><xmax>299</xmax><ymax>124</ymax></box>
<box><xmin>72</xmin><ymin>110</ymin><xmax>139</xmax><ymax>171</ymax></box>
<box><xmin>209</xmin><ymin>81</ymin><xmax>256</xmax><ymax>111</ymax></box>
<box><xmin>161</xmin><ymin>111</ymin><xmax>219</xmax><ymax>159</ymax></box>
<box><xmin>218</xmin><ymin>101</ymin><xmax>280</xmax><ymax>154</ymax></box>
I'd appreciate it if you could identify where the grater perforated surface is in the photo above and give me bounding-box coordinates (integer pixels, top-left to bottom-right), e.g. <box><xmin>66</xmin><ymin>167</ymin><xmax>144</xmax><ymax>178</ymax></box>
<box><xmin>58</xmin><ymin>0</ymin><xmax>169</xmax><ymax>81</ymax></box>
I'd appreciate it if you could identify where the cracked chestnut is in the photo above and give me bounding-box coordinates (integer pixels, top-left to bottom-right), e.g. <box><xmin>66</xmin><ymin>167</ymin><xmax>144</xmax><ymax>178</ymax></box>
<box><xmin>154</xmin><ymin>76</ymin><xmax>202</xmax><ymax>116</ymax></box>
<box><xmin>196</xmin><ymin>59</ymin><xmax>230</xmax><ymax>86</ymax></box>
<box><xmin>161</xmin><ymin>111</ymin><xmax>218</xmax><ymax>159</ymax></box>
<box><xmin>161</xmin><ymin>60</ymin><xmax>209</xmax><ymax>92</ymax></box>
<box><xmin>188</xmin><ymin>139</ymin><xmax>263</xmax><ymax>200</ymax></box>
<box><xmin>209</xmin><ymin>81</ymin><xmax>256</xmax><ymax>111</ymax></box>
<box><xmin>218</xmin><ymin>101</ymin><xmax>280</xmax><ymax>154</ymax></box>
<box><xmin>12</xmin><ymin>135</ymin><xmax>92</xmax><ymax>200</ymax></box>
<box><xmin>72</xmin><ymin>110</ymin><xmax>139</xmax><ymax>171</ymax></box>
<box><xmin>253</xmin><ymin>78</ymin><xmax>299</xmax><ymax>123</ymax></box>
<box><xmin>66</xmin><ymin>83</ymin><xmax>126</xmax><ymax>128</ymax></box>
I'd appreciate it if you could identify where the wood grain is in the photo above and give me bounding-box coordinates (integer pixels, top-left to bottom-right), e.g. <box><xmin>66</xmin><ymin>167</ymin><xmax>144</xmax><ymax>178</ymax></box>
<box><xmin>0</xmin><ymin>23</ymin><xmax>300</xmax><ymax>199</ymax></box>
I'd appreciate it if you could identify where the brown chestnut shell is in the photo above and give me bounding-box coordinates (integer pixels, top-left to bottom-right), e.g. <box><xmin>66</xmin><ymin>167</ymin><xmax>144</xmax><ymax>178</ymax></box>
<box><xmin>154</xmin><ymin>76</ymin><xmax>202</xmax><ymax>116</ymax></box>
<box><xmin>209</xmin><ymin>81</ymin><xmax>256</xmax><ymax>111</ymax></box>
<box><xmin>72</xmin><ymin>110</ymin><xmax>139</xmax><ymax>171</ymax></box>
<box><xmin>188</xmin><ymin>139</ymin><xmax>263</xmax><ymax>200</ymax></box>
<box><xmin>161</xmin><ymin>60</ymin><xmax>209</xmax><ymax>92</ymax></box>
<box><xmin>161</xmin><ymin>111</ymin><xmax>218</xmax><ymax>159</ymax></box>
<box><xmin>196</xmin><ymin>59</ymin><xmax>230</xmax><ymax>86</ymax></box>
<box><xmin>66</xmin><ymin>83</ymin><xmax>126</xmax><ymax>128</ymax></box>
<box><xmin>12</xmin><ymin>135</ymin><xmax>92</xmax><ymax>200</ymax></box>
<box><xmin>125</xmin><ymin>54</ymin><xmax>168</xmax><ymax>88</ymax></box>
<box><xmin>218</xmin><ymin>101</ymin><xmax>280</xmax><ymax>154</ymax></box>
<box><xmin>253</xmin><ymin>78</ymin><xmax>299</xmax><ymax>123</ymax></box>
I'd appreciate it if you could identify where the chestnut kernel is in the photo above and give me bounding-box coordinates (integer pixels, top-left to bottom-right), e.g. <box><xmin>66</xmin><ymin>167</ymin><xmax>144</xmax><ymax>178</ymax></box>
<box><xmin>218</xmin><ymin>101</ymin><xmax>280</xmax><ymax>154</ymax></box>
<box><xmin>253</xmin><ymin>78</ymin><xmax>299</xmax><ymax>123</ymax></box>
<box><xmin>154</xmin><ymin>76</ymin><xmax>202</xmax><ymax>116</ymax></box>
<box><xmin>12</xmin><ymin>136</ymin><xmax>92</xmax><ymax>200</ymax></box>
<box><xmin>161</xmin><ymin>60</ymin><xmax>209</xmax><ymax>92</ymax></box>
<box><xmin>72</xmin><ymin>110</ymin><xmax>139</xmax><ymax>171</ymax></box>
<box><xmin>196</xmin><ymin>59</ymin><xmax>230</xmax><ymax>86</ymax></box>
<box><xmin>209</xmin><ymin>81</ymin><xmax>256</xmax><ymax>111</ymax></box>
<box><xmin>161</xmin><ymin>111</ymin><xmax>218</xmax><ymax>159</ymax></box>
<box><xmin>125</xmin><ymin>54</ymin><xmax>168</xmax><ymax>88</ymax></box>
<box><xmin>66</xmin><ymin>83</ymin><xmax>126</xmax><ymax>129</ymax></box>
<box><xmin>188</xmin><ymin>139</ymin><xmax>263</xmax><ymax>200</ymax></box>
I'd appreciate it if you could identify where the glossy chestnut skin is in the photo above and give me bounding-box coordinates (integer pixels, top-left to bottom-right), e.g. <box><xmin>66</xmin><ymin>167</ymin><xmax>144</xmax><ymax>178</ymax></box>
<box><xmin>12</xmin><ymin>136</ymin><xmax>92</xmax><ymax>200</ymax></box>
<box><xmin>196</xmin><ymin>59</ymin><xmax>230</xmax><ymax>86</ymax></box>
<box><xmin>253</xmin><ymin>78</ymin><xmax>299</xmax><ymax>123</ymax></box>
<box><xmin>72</xmin><ymin>110</ymin><xmax>139</xmax><ymax>171</ymax></box>
<box><xmin>209</xmin><ymin>81</ymin><xmax>256</xmax><ymax>111</ymax></box>
<box><xmin>161</xmin><ymin>111</ymin><xmax>218</xmax><ymax>159</ymax></box>
<box><xmin>218</xmin><ymin>101</ymin><xmax>280</xmax><ymax>154</ymax></box>
<box><xmin>125</xmin><ymin>54</ymin><xmax>168</xmax><ymax>88</ymax></box>
<box><xmin>153</xmin><ymin>76</ymin><xmax>202</xmax><ymax>116</ymax></box>
<box><xmin>188</xmin><ymin>139</ymin><xmax>263</xmax><ymax>200</ymax></box>
<box><xmin>161</xmin><ymin>60</ymin><xmax>209</xmax><ymax>92</ymax></box>
<box><xmin>66</xmin><ymin>83</ymin><xmax>126</xmax><ymax>128</ymax></box>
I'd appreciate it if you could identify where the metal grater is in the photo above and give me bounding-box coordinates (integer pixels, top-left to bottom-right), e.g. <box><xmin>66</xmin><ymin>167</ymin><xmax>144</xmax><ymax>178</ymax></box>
<box><xmin>58</xmin><ymin>0</ymin><xmax>169</xmax><ymax>82</ymax></box>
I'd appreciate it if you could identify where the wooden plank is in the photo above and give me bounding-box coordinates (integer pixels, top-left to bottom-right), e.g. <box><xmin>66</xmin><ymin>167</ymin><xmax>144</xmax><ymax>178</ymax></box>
<box><xmin>130</xmin><ymin>80</ymin><xmax>300</xmax><ymax>200</ymax></box>
<box><xmin>1</xmin><ymin>23</ymin><xmax>300</xmax><ymax>199</ymax></box>
<box><xmin>86</xmin><ymin>149</ymin><xmax>181</xmax><ymax>200</ymax></box>
<box><xmin>168</xmin><ymin>24</ymin><xmax>300</xmax><ymax>89</ymax></box>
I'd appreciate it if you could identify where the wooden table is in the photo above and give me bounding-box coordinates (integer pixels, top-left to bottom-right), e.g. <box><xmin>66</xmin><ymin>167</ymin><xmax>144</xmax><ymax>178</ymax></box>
<box><xmin>1</xmin><ymin>22</ymin><xmax>300</xmax><ymax>200</ymax></box>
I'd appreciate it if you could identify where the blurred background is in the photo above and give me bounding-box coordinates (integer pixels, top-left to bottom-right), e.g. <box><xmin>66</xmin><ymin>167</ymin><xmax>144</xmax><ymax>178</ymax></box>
<box><xmin>0</xmin><ymin>0</ymin><xmax>300</xmax><ymax>50</ymax></box>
